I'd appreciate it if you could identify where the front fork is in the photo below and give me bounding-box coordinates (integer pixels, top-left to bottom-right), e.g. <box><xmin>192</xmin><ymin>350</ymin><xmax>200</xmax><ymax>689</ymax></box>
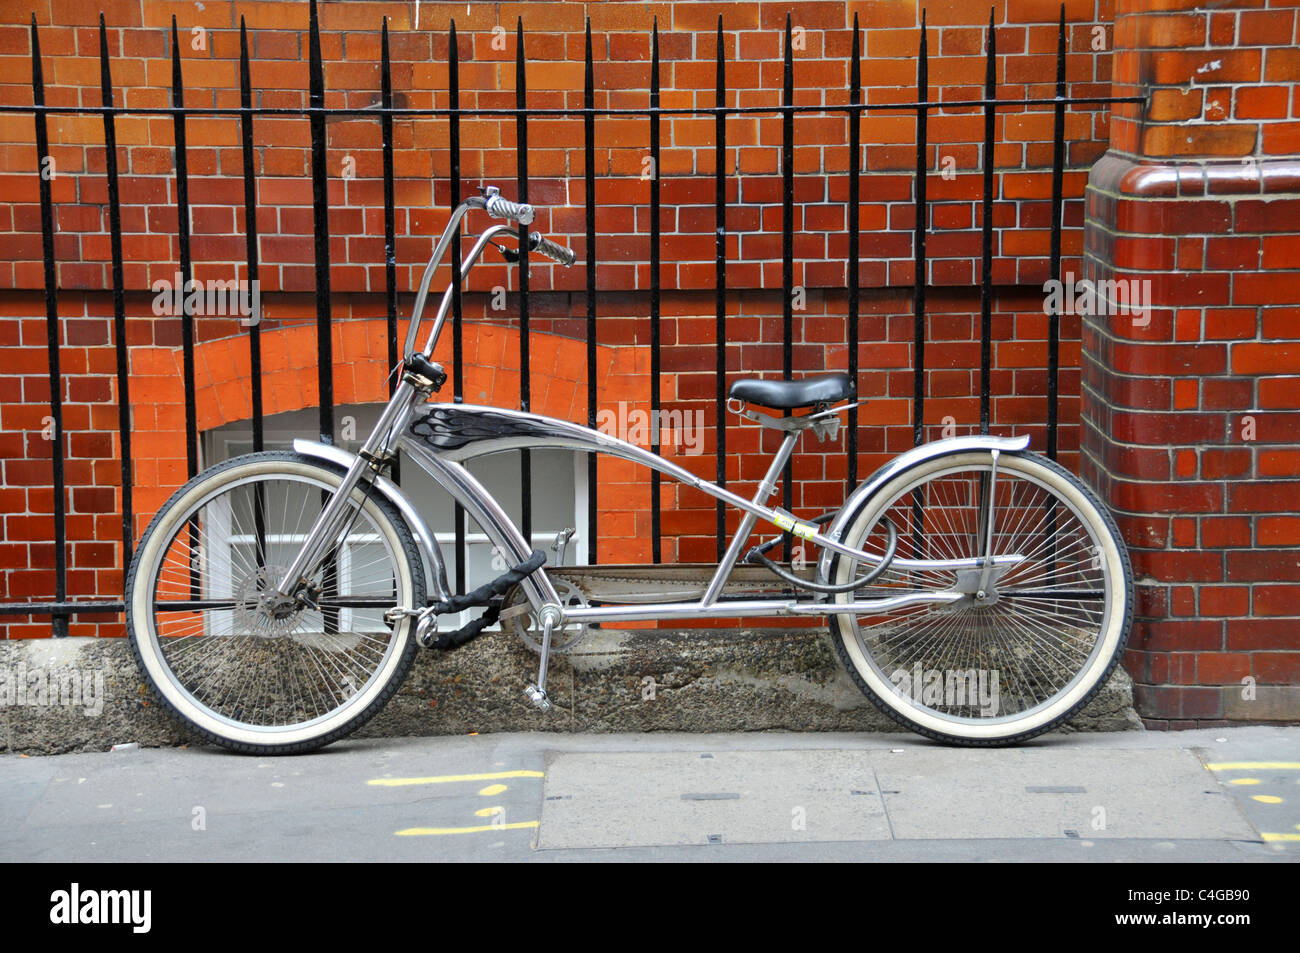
<box><xmin>271</xmin><ymin>368</ymin><xmax>436</xmax><ymax>608</ymax></box>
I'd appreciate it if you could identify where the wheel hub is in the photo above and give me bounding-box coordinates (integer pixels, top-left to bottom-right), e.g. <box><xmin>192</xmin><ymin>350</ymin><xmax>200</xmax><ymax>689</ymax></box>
<box><xmin>951</xmin><ymin>564</ymin><xmax>1011</xmax><ymax>604</ymax></box>
<box><xmin>236</xmin><ymin>566</ymin><xmax>313</xmax><ymax>638</ymax></box>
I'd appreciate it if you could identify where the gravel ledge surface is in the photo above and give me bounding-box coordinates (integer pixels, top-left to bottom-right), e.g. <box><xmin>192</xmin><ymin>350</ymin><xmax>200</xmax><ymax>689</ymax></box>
<box><xmin>0</xmin><ymin>630</ymin><xmax>1141</xmax><ymax>754</ymax></box>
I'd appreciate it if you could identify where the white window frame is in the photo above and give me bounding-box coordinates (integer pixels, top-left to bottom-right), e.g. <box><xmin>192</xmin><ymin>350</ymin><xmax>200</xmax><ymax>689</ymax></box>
<box><xmin>202</xmin><ymin>404</ymin><xmax>589</xmax><ymax>632</ymax></box>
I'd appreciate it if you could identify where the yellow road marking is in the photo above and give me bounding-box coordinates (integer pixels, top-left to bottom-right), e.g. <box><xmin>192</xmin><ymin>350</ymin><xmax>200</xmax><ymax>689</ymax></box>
<box><xmin>1252</xmin><ymin>795</ymin><xmax>1283</xmax><ymax>804</ymax></box>
<box><xmin>1261</xmin><ymin>833</ymin><xmax>1300</xmax><ymax>842</ymax></box>
<box><xmin>479</xmin><ymin>783</ymin><xmax>508</xmax><ymax>796</ymax></box>
<box><xmin>475</xmin><ymin>806</ymin><xmax>503</xmax><ymax>818</ymax></box>
<box><xmin>1206</xmin><ymin>762</ymin><xmax>1300</xmax><ymax>771</ymax></box>
<box><xmin>396</xmin><ymin>820</ymin><xmax>538</xmax><ymax>836</ymax></box>
<box><xmin>1228</xmin><ymin>778</ymin><xmax>1261</xmax><ymax>785</ymax></box>
<box><xmin>368</xmin><ymin>770</ymin><xmax>543</xmax><ymax>787</ymax></box>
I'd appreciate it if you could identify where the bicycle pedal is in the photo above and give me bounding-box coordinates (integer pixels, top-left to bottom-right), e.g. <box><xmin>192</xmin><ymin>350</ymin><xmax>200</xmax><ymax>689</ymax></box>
<box><xmin>524</xmin><ymin>684</ymin><xmax>553</xmax><ymax>712</ymax></box>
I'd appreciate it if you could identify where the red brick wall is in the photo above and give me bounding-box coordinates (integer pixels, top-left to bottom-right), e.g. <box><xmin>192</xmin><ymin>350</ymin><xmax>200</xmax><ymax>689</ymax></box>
<box><xmin>1082</xmin><ymin>0</ymin><xmax>1300</xmax><ymax>726</ymax></box>
<box><xmin>2</xmin><ymin>1</ymin><xmax>1122</xmax><ymax>638</ymax></box>
<box><xmin>1</xmin><ymin>1</ymin><xmax>1117</xmax><ymax>293</ymax></box>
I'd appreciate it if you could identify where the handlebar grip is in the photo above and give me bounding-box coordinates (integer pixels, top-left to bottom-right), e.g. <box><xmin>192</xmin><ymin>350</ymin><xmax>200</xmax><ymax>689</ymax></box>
<box><xmin>529</xmin><ymin>232</ymin><xmax>578</xmax><ymax>267</ymax></box>
<box><xmin>485</xmin><ymin>193</ymin><xmax>535</xmax><ymax>225</ymax></box>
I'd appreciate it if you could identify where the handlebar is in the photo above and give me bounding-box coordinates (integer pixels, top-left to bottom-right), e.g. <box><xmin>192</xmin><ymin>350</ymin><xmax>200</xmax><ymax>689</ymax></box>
<box><xmin>529</xmin><ymin>231</ymin><xmax>578</xmax><ymax>267</ymax></box>
<box><xmin>483</xmin><ymin>187</ymin><xmax>535</xmax><ymax>225</ymax></box>
<box><xmin>403</xmin><ymin>186</ymin><xmax>579</xmax><ymax>361</ymax></box>
<box><xmin>482</xmin><ymin>187</ymin><xmax>575</xmax><ymax>264</ymax></box>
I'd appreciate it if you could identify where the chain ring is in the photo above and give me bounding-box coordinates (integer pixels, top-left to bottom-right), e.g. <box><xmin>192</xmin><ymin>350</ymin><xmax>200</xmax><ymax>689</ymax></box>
<box><xmin>501</xmin><ymin>579</ymin><xmax>589</xmax><ymax>654</ymax></box>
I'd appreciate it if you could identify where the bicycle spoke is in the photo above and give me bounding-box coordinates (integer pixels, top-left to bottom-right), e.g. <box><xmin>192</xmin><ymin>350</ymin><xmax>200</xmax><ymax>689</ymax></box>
<box><xmin>132</xmin><ymin>454</ymin><xmax>422</xmax><ymax>748</ymax></box>
<box><xmin>831</xmin><ymin>452</ymin><xmax>1129</xmax><ymax>739</ymax></box>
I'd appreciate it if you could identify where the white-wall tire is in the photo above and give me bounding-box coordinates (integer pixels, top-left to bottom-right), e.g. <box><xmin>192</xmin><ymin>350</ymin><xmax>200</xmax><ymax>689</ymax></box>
<box><xmin>827</xmin><ymin>450</ymin><xmax>1132</xmax><ymax>745</ymax></box>
<box><xmin>126</xmin><ymin>452</ymin><xmax>425</xmax><ymax>754</ymax></box>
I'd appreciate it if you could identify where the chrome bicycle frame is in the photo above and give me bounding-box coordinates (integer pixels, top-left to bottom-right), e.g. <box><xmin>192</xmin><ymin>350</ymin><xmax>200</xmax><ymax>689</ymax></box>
<box><xmin>275</xmin><ymin>195</ymin><xmax>1027</xmax><ymax>632</ymax></box>
<box><xmin>395</xmin><ymin>405</ymin><xmax>1030</xmax><ymax>623</ymax></box>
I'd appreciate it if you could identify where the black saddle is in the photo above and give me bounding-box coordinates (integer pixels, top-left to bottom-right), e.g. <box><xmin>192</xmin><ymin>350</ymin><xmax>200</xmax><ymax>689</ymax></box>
<box><xmin>728</xmin><ymin>373</ymin><xmax>855</xmax><ymax>410</ymax></box>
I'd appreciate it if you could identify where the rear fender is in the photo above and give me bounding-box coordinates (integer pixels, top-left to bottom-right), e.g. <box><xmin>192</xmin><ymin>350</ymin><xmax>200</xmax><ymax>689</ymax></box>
<box><xmin>815</xmin><ymin>434</ymin><xmax>1031</xmax><ymax>593</ymax></box>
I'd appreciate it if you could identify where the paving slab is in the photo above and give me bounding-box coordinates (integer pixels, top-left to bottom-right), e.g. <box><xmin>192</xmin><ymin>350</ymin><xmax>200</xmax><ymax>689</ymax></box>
<box><xmin>872</xmin><ymin>747</ymin><xmax>1257</xmax><ymax>840</ymax></box>
<box><xmin>536</xmin><ymin>749</ymin><xmax>891</xmax><ymax>849</ymax></box>
<box><xmin>536</xmin><ymin>745</ymin><xmax>1259</xmax><ymax>849</ymax></box>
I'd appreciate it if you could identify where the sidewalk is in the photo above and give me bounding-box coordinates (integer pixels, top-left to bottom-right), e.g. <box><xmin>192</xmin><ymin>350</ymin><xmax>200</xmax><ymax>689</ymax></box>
<box><xmin>1</xmin><ymin>726</ymin><xmax>1296</xmax><ymax>862</ymax></box>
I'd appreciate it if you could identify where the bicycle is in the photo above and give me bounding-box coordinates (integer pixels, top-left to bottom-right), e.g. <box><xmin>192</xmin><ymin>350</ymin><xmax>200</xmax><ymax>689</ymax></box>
<box><xmin>125</xmin><ymin>186</ymin><xmax>1134</xmax><ymax>754</ymax></box>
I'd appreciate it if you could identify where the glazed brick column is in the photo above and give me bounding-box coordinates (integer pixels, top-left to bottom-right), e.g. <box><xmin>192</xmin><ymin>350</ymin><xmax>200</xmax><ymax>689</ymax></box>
<box><xmin>1082</xmin><ymin>0</ymin><xmax>1300</xmax><ymax>727</ymax></box>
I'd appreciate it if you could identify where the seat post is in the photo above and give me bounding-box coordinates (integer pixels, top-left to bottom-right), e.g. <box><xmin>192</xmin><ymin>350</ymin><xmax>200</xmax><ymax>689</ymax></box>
<box><xmin>699</xmin><ymin>429</ymin><xmax>801</xmax><ymax>606</ymax></box>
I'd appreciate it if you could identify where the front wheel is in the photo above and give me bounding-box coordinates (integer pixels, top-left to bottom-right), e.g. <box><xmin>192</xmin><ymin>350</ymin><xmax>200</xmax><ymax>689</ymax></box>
<box><xmin>827</xmin><ymin>449</ymin><xmax>1132</xmax><ymax>745</ymax></box>
<box><xmin>126</xmin><ymin>451</ymin><xmax>426</xmax><ymax>754</ymax></box>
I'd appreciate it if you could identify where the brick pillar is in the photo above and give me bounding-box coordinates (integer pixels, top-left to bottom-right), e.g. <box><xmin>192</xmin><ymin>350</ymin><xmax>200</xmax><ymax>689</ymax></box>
<box><xmin>1082</xmin><ymin>0</ymin><xmax>1300</xmax><ymax>727</ymax></box>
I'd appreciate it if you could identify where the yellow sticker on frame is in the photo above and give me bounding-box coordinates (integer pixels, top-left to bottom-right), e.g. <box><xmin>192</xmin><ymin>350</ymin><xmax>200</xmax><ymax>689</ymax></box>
<box><xmin>772</xmin><ymin>512</ymin><xmax>817</xmax><ymax>541</ymax></box>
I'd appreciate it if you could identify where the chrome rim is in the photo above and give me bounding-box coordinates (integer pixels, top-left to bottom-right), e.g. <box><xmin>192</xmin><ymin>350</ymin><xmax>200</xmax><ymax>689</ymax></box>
<box><xmin>836</xmin><ymin>458</ymin><xmax>1116</xmax><ymax>730</ymax></box>
<box><xmin>143</xmin><ymin>470</ymin><xmax>411</xmax><ymax>735</ymax></box>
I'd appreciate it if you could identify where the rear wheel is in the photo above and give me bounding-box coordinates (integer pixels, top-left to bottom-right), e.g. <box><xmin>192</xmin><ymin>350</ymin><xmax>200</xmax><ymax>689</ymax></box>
<box><xmin>126</xmin><ymin>451</ymin><xmax>425</xmax><ymax>754</ymax></box>
<box><xmin>827</xmin><ymin>450</ymin><xmax>1132</xmax><ymax>745</ymax></box>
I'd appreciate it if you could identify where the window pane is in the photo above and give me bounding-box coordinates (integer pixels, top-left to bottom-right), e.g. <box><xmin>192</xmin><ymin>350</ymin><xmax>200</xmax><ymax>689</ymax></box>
<box><xmin>202</xmin><ymin>403</ymin><xmax>585</xmax><ymax>608</ymax></box>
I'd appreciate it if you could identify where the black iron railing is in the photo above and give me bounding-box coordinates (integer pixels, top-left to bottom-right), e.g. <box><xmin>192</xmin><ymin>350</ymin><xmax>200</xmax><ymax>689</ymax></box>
<box><xmin>0</xmin><ymin>2</ymin><xmax>1142</xmax><ymax>633</ymax></box>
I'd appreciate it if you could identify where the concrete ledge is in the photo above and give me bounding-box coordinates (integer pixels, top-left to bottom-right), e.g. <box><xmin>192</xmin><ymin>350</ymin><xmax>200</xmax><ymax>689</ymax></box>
<box><xmin>0</xmin><ymin>630</ymin><xmax>1141</xmax><ymax>754</ymax></box>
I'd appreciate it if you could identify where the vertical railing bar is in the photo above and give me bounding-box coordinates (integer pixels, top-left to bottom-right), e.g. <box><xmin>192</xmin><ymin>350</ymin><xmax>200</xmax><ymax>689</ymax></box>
<box><xmin>714</xmin><ymin>15</ymin><xmax>727</xmax><ymax>560</ymax></box>
<box><xmin>99</xmin><ymin>14</ymin><xmax>132</xmax><ymax>567</ymax></box>
<box><xmin>170</xmin><ymin>17</ymin><xmax>198</xmax><ymax>479</ymax></box>
<box><xmin>1047</xmin><ymin>4</ymin><xmax>1066</xmax><ymax>462</ymax></box>
<box><xmin>979</xmin><ymin>8</ymin><xmax>996</xmax><ymax>436</ymax></box>
<box><xmin>169</xmin><ymin>17</ymin><xmax>203</xmax><ymax>609</ymax></box>
<box><xmin>448</xmin><ymin>20</ymin><xmax>464</xmax><ymax>409</ymax></box>
<box><xmin>381</xmin><ymin>19</ymin><xmax>398</xmax><ymax>400</ymax></box>
<box><xmin>847</xmin><ymin>13</ymin><xmax>861</xmax><ymax>492</ymax></box>
<box><xmin>380</xmin><ymin>19</ymin><xmax>401</xmax><ymax>484</ymax></box>
<box><xmin>911</xmin><ymin>12</ymin><xmax>929</xmax><ymax>561</ymax></box>
<box><xmin>307</xmin><ymin>0</ymin><xmax>340</xmax><ymax>634</ymax></box>
<box><xmin>649</xmin><ymin>19</ymin><xmax>662</xmax><ymax>564</ymax></box>
<box><xmin>515</xmin><ymin>17</ymin><xmax>532</xmax><ymax>545</ymax></box>
<box><xmin>780</xmin><ymin>12</ymin><xmax>794</xmax><ymax>562</ymax></box>
<box><xmin>238</xmin><ymin>19</ymin><xmax>263</xmax><ymax>456</ymax></box>
<box><xmin>912</xmin><ymin>12</ymin><xmax>928</xmax><ymax>450</ymax></box>
<box><xmin>239</xmin><ymin>16</ymin><xmax>267</xmax><ymax>569</ymax></box>
<box><xmin>449</xmin><ymin>19</ymin><xmax>466</xmax><ymax>590</ymax></box>
<box><xmin>584</xmin><ymin>19</ymin><xmax>598</xmax><ymax>566</ymax></box>
<box><xmin>31</xmin><ymin>16</ymin><xmax>67</xmax><ymax>636</ymax></box>
<box><xmin>308</xmin><ymin>0</ymin><xmax>333</xmax><ymax>447</ymax></box>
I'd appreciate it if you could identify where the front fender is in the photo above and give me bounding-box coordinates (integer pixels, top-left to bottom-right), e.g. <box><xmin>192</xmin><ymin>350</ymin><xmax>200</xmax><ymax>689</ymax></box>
<box><xmin>291</xmin><ymin>439</ymin><xmax>451</xmax><ymax>603</ymax></box>
<box><xmin>815</xmin><ymin>434</ymin><xmax>1031</xmax><ymax>594</ymax></box>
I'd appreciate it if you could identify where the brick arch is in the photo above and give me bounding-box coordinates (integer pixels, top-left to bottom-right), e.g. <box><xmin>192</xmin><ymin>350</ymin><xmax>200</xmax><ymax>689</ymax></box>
<box><xmin>127</xmin><ymin>319</ymin><xmax>653</xmax><ymax>562</ymax></box>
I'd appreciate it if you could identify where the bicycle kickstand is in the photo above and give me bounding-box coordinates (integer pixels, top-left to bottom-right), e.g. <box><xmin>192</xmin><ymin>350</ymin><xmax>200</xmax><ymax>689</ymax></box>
<box><xmin>524</xmin><ymin>605</ymin><xmax>561</xmax><ymax>712</ymax></box>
